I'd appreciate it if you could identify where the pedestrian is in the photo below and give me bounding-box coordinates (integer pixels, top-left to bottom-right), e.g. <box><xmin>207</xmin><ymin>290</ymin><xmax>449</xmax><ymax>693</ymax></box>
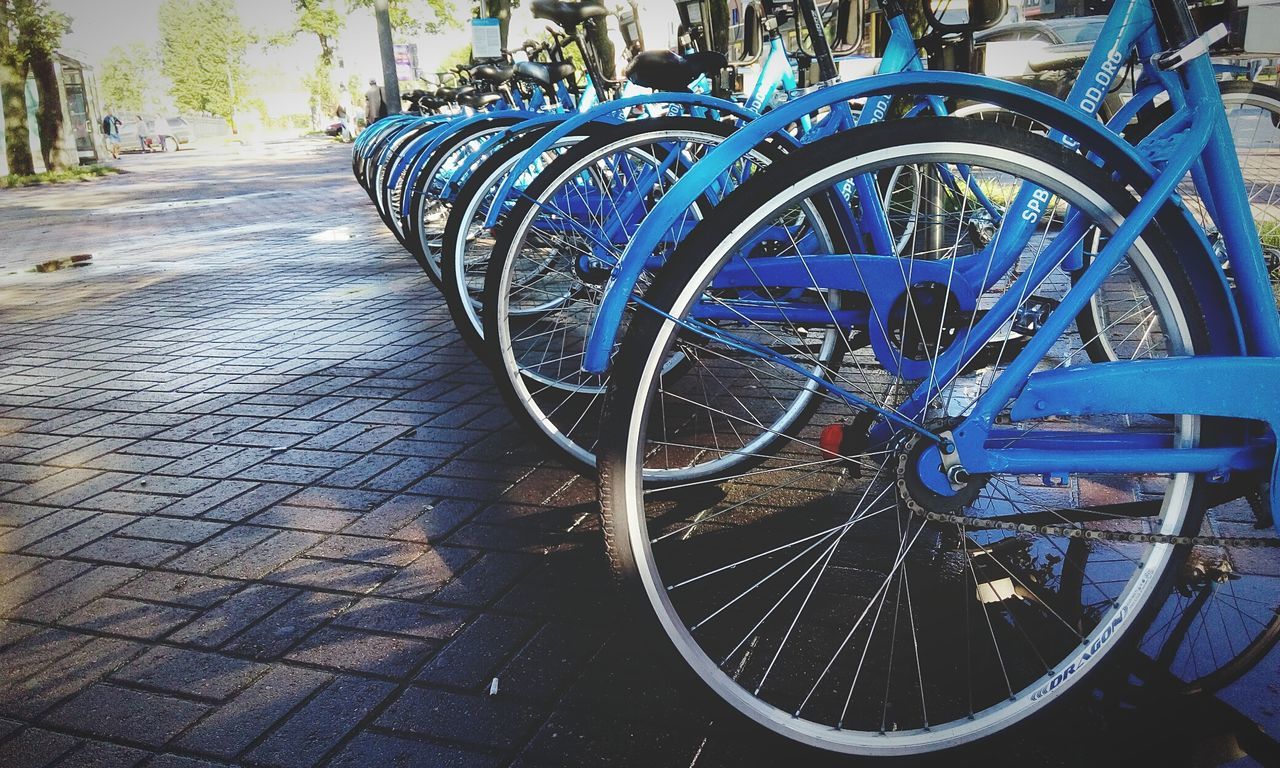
<box><xmin>336</xmin><ymin>93</ymin><xmax>355</xmax><ymax>141</ymax></box>
<box><xmin>364</xmin><ymin>78</ymin><xmax>386</xmax><ymax>127</ymax></box>
<box><xmin>101</xmin><ymin>108</ymin><xmax>122</xmax><ymax>159</ymax></box>
<box><xmin>134</xmin><ymin>114</ymin><xmax>150</xmax><ymax>151</ymax></box>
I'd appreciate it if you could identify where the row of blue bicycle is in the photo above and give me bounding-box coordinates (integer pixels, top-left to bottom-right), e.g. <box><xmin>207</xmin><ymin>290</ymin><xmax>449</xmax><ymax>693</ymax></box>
<box><xmin>353</xmin><ymin>0</ymin><xmax>1280</xmax><ymax>756</ymax></box>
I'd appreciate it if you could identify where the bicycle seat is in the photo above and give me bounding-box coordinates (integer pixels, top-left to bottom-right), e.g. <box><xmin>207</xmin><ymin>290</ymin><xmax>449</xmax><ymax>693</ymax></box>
<box><xmin>472</xmin><ymin>61</ymin><xmax>517</xmax><ymax>84</ymax></box>
<box><xmin>459</xmin><ymin>91</ymin><xmax>505</xmax><ymax>109</ymax></box>
<box><xmin>625</xmin><ymin>50</ymin><xmax>728</xmax><ymax>92</ymax></box>
<box><xmin>531</xmin><ymin>0</ymin><xmax>608</xmax><ymax>30</ymax></box>
<box><xmin>515</xmin><ymin>60</ymin><xmax>576</xmax><ymax>89</ymax></box>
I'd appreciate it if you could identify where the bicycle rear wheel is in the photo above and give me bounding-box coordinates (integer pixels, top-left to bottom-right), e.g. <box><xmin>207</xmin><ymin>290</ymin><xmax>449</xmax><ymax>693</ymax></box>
<box><xmin>599</xmin><ymin>119</ymin><xmax>1218</xmax><ymax>755</ymax></box>
<box><xmin>484</xmin><ymin>117</ymin><xmax>788</xmax><ymax>479</ymax></box>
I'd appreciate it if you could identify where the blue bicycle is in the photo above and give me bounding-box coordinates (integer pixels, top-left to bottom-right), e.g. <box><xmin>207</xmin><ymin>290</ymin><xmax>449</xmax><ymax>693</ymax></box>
<box><xmin>596</xmin><ymin>0</ymin><xmax>1280</xmax><ymax>754</ymax></box>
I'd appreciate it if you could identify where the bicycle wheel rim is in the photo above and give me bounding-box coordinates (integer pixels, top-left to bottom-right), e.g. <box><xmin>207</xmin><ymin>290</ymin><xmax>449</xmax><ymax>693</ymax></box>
<box><xmin>607</xmin><ymin>126</ymin><xmax>1204</xmax><ymax>755</ymax></box>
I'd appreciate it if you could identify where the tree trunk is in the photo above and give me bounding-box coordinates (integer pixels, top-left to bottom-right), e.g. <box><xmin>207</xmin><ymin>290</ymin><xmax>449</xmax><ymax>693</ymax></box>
<box><xmin>0</xmin><ymin>0</ymin><xmax>34</xmax><ymax>175</ymax></box>
<box><xmin>485</xmin><ymin>0</ymin><xmax>512</xmax><ymax>52</ymax></box>
<box><xmin>29</xmin><ymin>48</ymin><xmax>65</xmax><ymax>171</ymax></box>
<box><xmin>0</xmin><ymin>59</ymin><xmax>32</xmax><ymax>175</ymax></box>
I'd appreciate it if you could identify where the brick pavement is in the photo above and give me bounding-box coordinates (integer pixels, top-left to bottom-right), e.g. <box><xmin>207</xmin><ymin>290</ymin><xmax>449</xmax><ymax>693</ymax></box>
<box><xmin>0</xmin><ymin>138</ymin><xmax>1274</xmax><ymax>768</ymax></box>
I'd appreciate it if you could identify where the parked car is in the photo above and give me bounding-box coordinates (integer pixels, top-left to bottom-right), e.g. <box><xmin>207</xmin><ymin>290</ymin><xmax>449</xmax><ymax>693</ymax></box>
<box><xmin>161</xmin><ymin>117</ymin><xmax>195</xmax><ymax>149</ymax></box>
<box><xmin>123</xmin><ymin>116</ymin><xmax>194</xmax><ymax>152</ymax></box>
<box><xmin>324</xmin><ymin>120</ymin><xmax>345</xmax><ymax>137</ymax></box>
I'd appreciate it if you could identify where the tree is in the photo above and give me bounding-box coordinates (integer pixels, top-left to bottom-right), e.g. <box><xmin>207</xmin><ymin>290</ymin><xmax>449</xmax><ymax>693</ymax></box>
<box><xmin>281</xmin><ymin>0</ymin><xmax>342</xmax><ymax>66</ymax></box>
<box><xmin>100</xmin><ymin>43</ymin><xmax>159</xmax><ymax>115</ymax></box>
<box><xmin>349</xmin><ymin>0</ymin><xmax>457</xmax><ymax>36</ymax></box>
<box><xmin>0</xmin><ymin>0</ymin><xmax>33</xmax><ymax>175</ymax></box>
<box><xmin>12</xmin><ymin>0</ymin><xmax>70</xmax><ymax>171</ymax></box>
<box><xmin>157</xmin><ymin>0</ymin><xmax>251</xmax><ymax>132</ymax></box>
<box><xmin>273</xmin><ymin>2</ymin><xmax>344</xmax><ymax>128</ymax></box>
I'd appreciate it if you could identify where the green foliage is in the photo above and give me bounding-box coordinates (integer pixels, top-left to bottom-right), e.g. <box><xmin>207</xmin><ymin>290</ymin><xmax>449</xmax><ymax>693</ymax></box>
<box><xmin>157</xmin><ymin>0</ymin><xmax>252</xmax><ymax>130</ymax></box>
<box><xmin>273</xmin><ymin>0</ymin><xmax>343</xmax><ymax>65</ymax></box>
<box><xmin>348</xmin><ymin>0</ymin><xmax>460</xmax><ymax>36</ymax></box>
<box><xmin>2</xmin><ymin>163</ymin><xmax>120</xmax><ymax>188</ymax></box>
<box><xmin>7</xmin><ymin>0</ymin><xmax>68</xmax><ymax>60</ymax></box>
<box><xmin>302</xmin><ymin>60</ymin><xmax>336</xmax><ymax>116</ymax></box>
<box><xmin>100</xmin><ymin>43</ymin><xmax>161</xmax><ymax>114</ymax></box>
<box><xmin>1</xmin><ymin>0</ymin><xmax>71</xmax><ymax>174</ymax></box>
<box><xmin>439</xmin><ymin>43</ymin><xmax>472</xmax><ymax>72</ymax></box>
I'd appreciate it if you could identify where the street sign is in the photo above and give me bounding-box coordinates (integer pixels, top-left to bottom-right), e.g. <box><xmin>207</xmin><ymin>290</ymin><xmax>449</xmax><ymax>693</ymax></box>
<box><xmin>472</xmin><ymin>18</ymin><xmax>502</xmax><ymax>59</ymax></box>
<box><xmin>394</xmin><ymin>43</ymin><xmax>418</xmax><ymax>81</ymax></box>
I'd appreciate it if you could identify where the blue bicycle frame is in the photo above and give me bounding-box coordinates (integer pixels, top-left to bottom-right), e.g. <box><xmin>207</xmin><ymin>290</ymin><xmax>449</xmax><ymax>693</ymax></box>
<box><xmin>593</xmin><ymin>0</ymin><xmax>1280</xmax><ymax>523</ymax></box>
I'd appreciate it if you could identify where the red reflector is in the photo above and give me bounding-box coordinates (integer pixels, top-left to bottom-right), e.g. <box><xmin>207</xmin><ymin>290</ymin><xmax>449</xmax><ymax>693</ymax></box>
<box><xmin>819</xmin><ymin>423</ymin><xmax>844</xmax><ymax>459</ymax></box>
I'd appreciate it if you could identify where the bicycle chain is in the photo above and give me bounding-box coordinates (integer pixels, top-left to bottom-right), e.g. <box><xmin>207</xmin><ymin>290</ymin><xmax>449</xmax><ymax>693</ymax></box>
<box><xmin>893</xmin><ymin>436</ymin><xmax>1280</xmax><ymax>549</ymax></box>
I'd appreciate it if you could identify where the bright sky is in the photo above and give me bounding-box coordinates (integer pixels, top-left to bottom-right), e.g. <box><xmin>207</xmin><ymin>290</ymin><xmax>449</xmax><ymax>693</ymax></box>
<box><xmin>50</xmin><ymin>0</ymin><xmax>685</xmax><ymax>114</ymax></box>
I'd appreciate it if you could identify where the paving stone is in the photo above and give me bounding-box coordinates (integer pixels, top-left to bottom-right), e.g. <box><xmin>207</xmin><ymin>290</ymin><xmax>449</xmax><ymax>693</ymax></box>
<box><xmin>244</xmin><ymin>675</ymin><xmax>395</xmax><ymax>768</ymax></box>
<box><xmin>111</xmin><ymin>571</ymin><xmax>238</xmax><ymax>609</ymax></box>
<box><xmin>327</xmin><ymin>732</ymin><xmax>498</xmax><ymax>768</ymax></box>
<box><xmin>248</xmin><ymin>505</ymin><xmax>359</xmax><ymax>533</ymax></box>
<box><xmin>51</xmin><ymin>738</ymin><xmax>151</xmax><ymax>768</ymax></box>
<box><xmin>431</xmin><ymin>552</ymin><xmax>539</xmax><ymax>607</ymax></box>
<box><xmin>0</xmin><ymin>638</ymin><xmax>152</xmax><ymax>719</ymax></box>
<box><xmin>46</xmin><ymin>684</ymin><xmax>209</xmax><ymax>748</ymax></box>
<box><xmin>9</xmin><ymin>565</ymin><xmax>142</xmax><ymax>621</ymax></box>
<box><xmin>374</xmin><ymin>546</ymin><xmax>478</xmax><ymax>601</ymax></box>
<box><xmin>517</xmin><ymin>708</ymin><xmax>704</xmax><ymax>768</ymax></box>
<box><xmin>220</xmin><ymin>589</ymin><xmax>352</xmax><ymax>660</ymax></box>
<box><xmin>286</xmin><ymin>626</ymin><xmax>436</xmax><ymax>677</ymax></box>
<box><xmin>174</xmin><ymin>665</ymin><xmax>331</xmax><ymax>759</ymax></box>
<box><xmin>69</xmin><ymin>536</ymin><xmax>186</xmax><ymax>568</ymax></box>
<box><xmin>21</xmin><ymin>513</ymin><xmax>136</xmax><ymax>557</ymax></box>
<box><xmin>61</xmin><ymin>597</ymin><xmax>195</xmax><ymax>640</ymax></box>
<box><xmin>302</xmin><ymin>535</ymin><xmax>425</xmax><ymax>567</ymax></box>
<box><xmin>263</xmin><ymin>557</ymin><xmax>396</xmax><ymax>594</ymax></box>
<box><xmin>331</xmin><ymin>598</ymin><xmax>467</xmax><ymax>641</ymax></box>
<box><xmin>0</xmin><ymin>509</ymin><xmax>94</xmax><ymax>553</ymax></box>
<box><xmin>111</xmin><ymin>646</ymin><xmax>269</xmax><ymax>702</ymax></box>
<box><xmin>494</xmin><ymin>622</ymin><xmax>608</xmax><ymax>702</ymax></box>
<box><xmin>117</xmin><ymin>518</ymin><xmax>227</xmax><ymax>544</ymax></box>
<box><xmin>141</xmin><ymin>755</ymin><xmax>224</xmax><ymax>768</ymax></box>
<box><xmin>168</xmin><ymin>584</ymin><xmax>290</xmax><ymax>651</ymax></box>
<box><xmin>0</xmin><ymin>726</ymin><xmax>79</xmax><ymax>768</ymax></box>
<box><xmin>165</xmin><ymin>526</ymin><xmax>276</xmax><ymax>574</ymax></box>
<box><xmin>0</xmin><ymin>559</ymin><xmax>92</xmax><ymax>614</ymax></box>
<box><xmin>340</xmin><ymin>494</ymin><xmax>434</xmax><ymax>539</ymax></box>
<box><xmin>417</xmin><ymin>613</ymin><xmax>538</xmax><ymax>691</ymax></box>
<box><xmin>377</xmin><ymin>687</ymin><xmax>542</xmax><ymax>751</ymax></box>
<box><xmin>78</xmin><ymin>491</ymin><xmax>172</xmax><ymax>515</ymax></box>
<box><xmin>157</xmin><ymin>479</ymin><xmax>257</xmax><ymax>518</ymax></box>
<box><xmin>209</xmin><ymin>529</ymin><xmax>323</xmax><ymax>580</ymax></box>
<box><xmin>0</xmin><ymin>628</ymin><xmax>93</xmax><ymax>685</ymax></box>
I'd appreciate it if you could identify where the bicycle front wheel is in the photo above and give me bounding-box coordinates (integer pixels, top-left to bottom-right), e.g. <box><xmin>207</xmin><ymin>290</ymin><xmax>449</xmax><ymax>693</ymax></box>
<box><xmin>599</xmin><ymin>119</ymin><xmax>1218</xmax><ymax>755</ymax></box>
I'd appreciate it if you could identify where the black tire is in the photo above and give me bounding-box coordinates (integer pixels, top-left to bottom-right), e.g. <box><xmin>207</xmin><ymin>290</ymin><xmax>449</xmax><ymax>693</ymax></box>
<box><xmin>400</xmin><ymin>115</ymin><xmax>527</xmax><ymax>285</ymax></box>
<box><xmin>440</xmin><ymin>124</ymin><xmax>594</xmax><ymax>357</ymax></box>
<box><xmin>482</xmin><ymin>116</ymin><xmax>790</xmax><ymax>477</ymax></box>
<box><xmin>599</xmin><ymin>118</ymin><xmax>1227</xmax><ymax>756</ymax></box>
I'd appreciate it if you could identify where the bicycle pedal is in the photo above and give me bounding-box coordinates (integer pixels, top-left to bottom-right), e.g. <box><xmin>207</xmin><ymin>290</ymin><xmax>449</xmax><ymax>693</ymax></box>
<box><xmin>1011</xmin><ymin>296</ymin><xmax>1058</xmax><ymax>335</ymax></box>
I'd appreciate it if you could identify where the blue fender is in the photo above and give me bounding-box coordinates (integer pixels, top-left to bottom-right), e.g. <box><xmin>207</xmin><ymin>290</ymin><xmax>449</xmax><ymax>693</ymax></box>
<box><xmin>353</xmin><ymin>114</ymin><xmax>420</xmax><ymax>157</ymax></box>
<box><xmin>396</xmin><ymin>112</ymin><xmax>536</xmax><ymax>218</ymax></box>
<box><xmin>438</xmin><ymin>112</ymin><xmax>576</xmax><ymax>200</ymax></box>
<box><xmin>362</xmin><ymin>115</ymin><xmax>443</xmax><ymax>162</ymax></box>
<box><xmin>486</xmin><ymin>92</ymin><xmax>762</xmax><ymax>228</ymax></box>
<box><xmin>580</xmin><ymin>70</ymin><xmax>1242</xmax><ymax>374</ymax></box>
